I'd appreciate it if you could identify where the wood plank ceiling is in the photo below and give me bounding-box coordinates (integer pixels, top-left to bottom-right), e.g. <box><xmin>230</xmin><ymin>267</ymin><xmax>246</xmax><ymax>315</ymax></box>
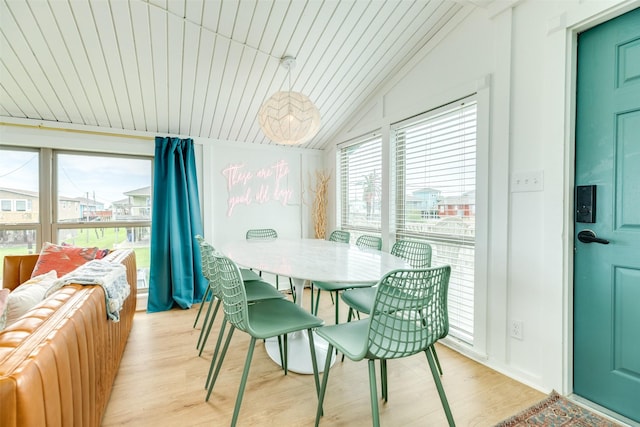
<box><xmin>0</xmin><ymin>0</ymin><xmax>485</xmax><ymax>150</ymax></box>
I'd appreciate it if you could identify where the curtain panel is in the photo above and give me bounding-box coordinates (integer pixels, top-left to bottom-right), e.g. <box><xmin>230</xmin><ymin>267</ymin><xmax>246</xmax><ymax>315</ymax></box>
<box><xmin>148</xmin><ymin>136</ymin><xmax>206</xmax><ymax>312</ymax></box>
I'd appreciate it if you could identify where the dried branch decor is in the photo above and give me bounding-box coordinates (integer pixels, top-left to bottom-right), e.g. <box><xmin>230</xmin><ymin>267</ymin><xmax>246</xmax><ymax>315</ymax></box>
<box><xmin>311</xmin><ymin>170</ymin><xmax>331</xmax><ymax>239</ymax></box>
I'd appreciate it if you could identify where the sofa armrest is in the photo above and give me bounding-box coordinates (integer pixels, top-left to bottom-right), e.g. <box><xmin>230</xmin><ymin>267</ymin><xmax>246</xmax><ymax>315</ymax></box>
<box><xmin>103</xmin><ymin>249</ymin><xmax>138</xmax><ymax>297</ymax></box>
<box><xmin>2</xmin><ymin>255</ymin><xmax>39</xmax><ymax>291</ymax></box>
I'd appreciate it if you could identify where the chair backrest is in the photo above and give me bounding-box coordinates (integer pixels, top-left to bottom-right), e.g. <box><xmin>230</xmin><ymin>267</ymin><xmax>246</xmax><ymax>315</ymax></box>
<box><xmin>328</xmin><ymin>230</ymin><xmax>350</xmax><ymax>243</ymax></box>
<box><xmin>246</xmin><ymin>228</ymin><xmax>278</xmax><ymax>239</ymax></box>
<box><xmin>390</xmin><ymin>239</ymin><xmax>432</xmax><ymax>268</ymax></box>
<box><xmin>365</xmin><ymin>265</ymin><xmax>451</xmax><ymax>360</ymax></box>
<box><xmin>195</xmin><ymin>235</ymin><xmax>214</xmax><ymax>280</ymax></box>
<box><xmin>356</xmin><ymin>234</ymin><xmax>382</xmax><ymax>250</ymax></box>
<box><xmin>195</xmin><ymin>235</ymin><xmax>223</xmax><ymax>296</ymax></box>
<box><xmin>211</xmin><ymin>251</ymin><xmax>251</xmax><ymax>332</ymax></box>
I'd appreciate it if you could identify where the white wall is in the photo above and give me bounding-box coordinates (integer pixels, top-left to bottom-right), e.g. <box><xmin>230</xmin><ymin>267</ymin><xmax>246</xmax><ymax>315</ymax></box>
<box><xmin>322</xmin><ymin>0</ymin><xmax>638</xmax><ymax>394</ymax></box>
<box><xmin>199</xmin><ymin>139</ymin><xmax>323</xmax><ymax>250</ymax></box>
<box><xmin>0</xmin><ymin>121</ymin><xmax>323</xmax><ymax>263</ymax></box>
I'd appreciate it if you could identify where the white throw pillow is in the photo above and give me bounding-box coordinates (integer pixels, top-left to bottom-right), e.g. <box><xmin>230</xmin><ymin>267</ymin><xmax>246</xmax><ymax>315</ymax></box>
<box><xmin>5</xmin><ymin>270</ymin><xmax>58</xmax><ymax>326</ymax></box>
<box><xmin>0</xmin><ymin>288</ymin><xmax>9</xmax><ymax>330</ymax></box>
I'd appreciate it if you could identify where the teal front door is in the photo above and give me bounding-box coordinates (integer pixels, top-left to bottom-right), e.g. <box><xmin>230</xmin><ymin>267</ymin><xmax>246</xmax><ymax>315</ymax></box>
<box><xmin>574</xmin><ymin>7</ymin><xmax>640</xmax><ymax>423</ymax></box>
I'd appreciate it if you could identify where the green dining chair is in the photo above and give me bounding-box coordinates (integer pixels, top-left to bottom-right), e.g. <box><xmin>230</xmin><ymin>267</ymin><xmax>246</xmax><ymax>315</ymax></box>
<box><xmin>206</xmin><ymin>252</ymin><xmax>324</xmax><ymax>426</ymax></box>
<box><xmin>310</xmin><ymin>234</ymin><xmax>383</xmax><ymax>324</ymax></box>
<box><xmin>342</xmin><ymin>239</ymin><xmax>432</xmax><ymax>320</ymax></box>
<box><xmin>197</xmin><ymin>236</ymin><xmax>295</xmax><ymax>395</ymax></box>
<box><xmin>193</xmin><ymin>235</ymin><xmax>261</xmax><ymax>329</ymax></box>
<box><xmin>194</xmin><ymin>236</ymin><xmax>284</xmax><ymax>357</ymax></box>
<box><xmin>246</xmin><ymin>228</ymin><xmax>296</xmax><ymax>301</ymax></box>
<box><xmin>314</xmin><ymin>265</ymin><xmax>455</xmax><ymax>427</ymax></box>
<box><xmin>341</xmin><ymin>239</ymin><xmax>444</xmax><ymax>379</ymax></box>
<box><xmin>328</xmin><ymin>229</ymin><xmax>350</xmax><ymax>243</ymax></box>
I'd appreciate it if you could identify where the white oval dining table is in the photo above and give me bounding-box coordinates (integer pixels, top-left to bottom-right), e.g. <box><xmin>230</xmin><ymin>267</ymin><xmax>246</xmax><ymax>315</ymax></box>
<box><xmin>220</xmin><ymin>238</ymin><xmax>411</xmax><ymax>374</ymax></box>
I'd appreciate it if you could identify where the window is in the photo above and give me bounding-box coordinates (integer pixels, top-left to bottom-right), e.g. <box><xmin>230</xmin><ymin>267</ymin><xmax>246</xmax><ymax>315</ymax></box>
<box><xmin>0</xmin><ymin>148</ymin><xmax>40</xmax><ymax>280</ymax></box>
<box><xmin>0</xmin><ymin>147</ymin><xmax>152</xmax><ymax>291</ymax></box>
<box><xmin>393</xmin><ymin>97</ymin><xmax>477</xmax><ymax>344</ymax></box>
<box><xmin>339</xmin><ymin>134</ymin><xmax>382</xmax><ymax>239</ymax></box>
<box><xmin>15</xmin><ymin>200</ymin><xmax>29</xmax><ymax>212</ymax></box>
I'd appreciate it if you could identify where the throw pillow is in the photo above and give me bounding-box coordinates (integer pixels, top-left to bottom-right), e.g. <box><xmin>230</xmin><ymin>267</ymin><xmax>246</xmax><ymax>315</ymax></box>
<box><xmin>95</xmin><ymin>248</ymin><xmax>110</xmax><ymax>259</ymax></box>
<box><xmin>5</xmin><ymin>270</ymin><xmax>58</xmax><ymax>326</ymax></box>
<box><xmin>31</xmin><ymin>242</ymin><xmax>99</xmax><ymax>278</ymax></box>
<box><xmin>63</xmin><ymin>242</ymin><xmax>110</xmax><ymax>260</ymax></box>
<box><xmin>0</xmin><ymin>288</ymin><xmax>9</xmax><ymax>330</ymax></box>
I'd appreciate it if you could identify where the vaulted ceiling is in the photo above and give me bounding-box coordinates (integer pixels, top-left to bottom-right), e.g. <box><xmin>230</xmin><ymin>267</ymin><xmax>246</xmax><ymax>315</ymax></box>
<box><xmin>0</xmin><ymin>0</ymin><xmax>489</xmax><ymax>150</ymax></box>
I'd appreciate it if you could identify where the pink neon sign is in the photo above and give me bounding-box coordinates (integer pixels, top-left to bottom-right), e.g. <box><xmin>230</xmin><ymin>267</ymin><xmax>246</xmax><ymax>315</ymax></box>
<box><xmin>222</xmin><ymin>160</ymin><xmax>294</xmax><ymax>216</ymax></box>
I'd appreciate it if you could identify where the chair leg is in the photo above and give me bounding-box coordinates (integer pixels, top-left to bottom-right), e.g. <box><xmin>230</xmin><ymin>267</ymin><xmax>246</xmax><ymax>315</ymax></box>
<box><xmin>283</xmin><ymin>334</ymin><xmax>288</xmax><ymax>375</ymax></box>
<box><xmin>196</xmin><ymin>293</ymin><xmax>216</xmax><ymax>348</ymax></box>
<box><xmin>315</xmin><ymin>344</ymin><xmax>335</xmax><ymax>427</ymax></box>
<box><xmin>206</xmin><ymin>324</ymin><xmax>235</xmax><ymax>401</ymax></box>
<box><xmin>310</xmin><ymin>283</ymin><xmax>315</xmax><ymax>314</ymax></box>
<box><xmin>425</xmin><ymin>349</ymin><xmax>455</xmax><ymax>426</ymax></box>
<box><xmin>380</xmin><ymin>359</ymin><xmax>388</xmax><ymax>402</ymax></box>
<box><xmin>341</xmin><ymin>308</ymin><xmax>355</xmax><ymax>363</ymax></box>
<box><xmin>206</xmin><ymin>317</ymin><xmax>228</xmax><ymax>389</ymax></box>
<box><xmin>347</xmin><ymin>306</ymin><xmax>361</xmax><ymax>321</ymax></box>
<box><xmin>316</xmin><ymin>289</ymin><xmax>322</xmax><ymax>315</ymax></box>
<box><xmin>193</xmin><ymin>286</ymin><xmax>211</xmax><ymax>328</ymax></box>
<box><xmin>230</xmin><ymin>337</ymin><xmax>257</xmax><ymax>427</ymax></box>
<box><xmin>307</xmin><ymin>329</ymin><xmax>320</xmax><ymax>398</ymax></box>
<box><xmin>277</xmin><ymin>335</ymin><xmax>284</xmax><ymax>371</ymax></box>
<box><xmin>430</xmin><ymin>345</ymin><xmax>443</xmax><ymax>375</ymax></box>
<box><xmin>289</xmin><ymin>278</ymin><xmax>296</xmax><ymax>303</ymax></box>
<box><xmin>368</xmin><ymin>359</ymin><xmax>381</xmax><ymax>427</ymax></box>
<box><xmin>198</xmin><ymin>299</ymin><xmax>221</xmax><ymax>355</ymax></box>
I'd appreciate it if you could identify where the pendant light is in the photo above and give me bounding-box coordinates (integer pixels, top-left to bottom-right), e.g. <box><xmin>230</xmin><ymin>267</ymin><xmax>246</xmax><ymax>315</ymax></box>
<box><xmin>258</xmin><ymin>56</ymin><xmax>321</xmax><ymax>145</ymax></box>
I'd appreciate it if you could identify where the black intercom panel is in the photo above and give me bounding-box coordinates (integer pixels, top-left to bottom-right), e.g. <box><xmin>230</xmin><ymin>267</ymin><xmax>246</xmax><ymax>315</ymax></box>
<box><xmin>576</xmin><ymin>185</ymin><xmax>596</xmax><ymax>223</ymax></box>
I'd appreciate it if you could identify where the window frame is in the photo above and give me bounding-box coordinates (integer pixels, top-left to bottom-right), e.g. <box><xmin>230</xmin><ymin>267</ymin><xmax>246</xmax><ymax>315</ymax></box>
<box><xmin>1</xmin><ymin>145</ymin><xmax>153</xmax><ymax>292</ymax></box>
<box><xmin>391</xmin><ymin>95</ymin><xmax>478</xmax><ymax>345</ymax></box>
<box><xmin>338</xmin><ymin>133</ymin><xmax>384</xmax><ymax>236</ymax></box>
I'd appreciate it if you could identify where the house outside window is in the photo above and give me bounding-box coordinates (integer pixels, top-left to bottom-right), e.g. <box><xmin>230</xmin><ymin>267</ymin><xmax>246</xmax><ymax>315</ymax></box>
<box><xmin>339</xmin><ymin>134</ymin><xmax>382</xmax><ymax>241</ymax></box>
<box><xmin>0</xmin><ymin>147</ymin><xmax>152</xmax><ymax>291</ymax></box>
<box><xmin>393</xmin><ymin>97</ymin><xmax>477</xmax><ymax>344</ymax></box>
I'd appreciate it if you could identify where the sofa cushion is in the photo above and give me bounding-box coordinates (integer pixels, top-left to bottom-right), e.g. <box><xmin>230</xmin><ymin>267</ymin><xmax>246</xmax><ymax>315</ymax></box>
<box><xmin>0</xmin><ymin>289</ymin><xmax>9</xmax><ymax>330</ymax></box>
<box><xmin>31</xmin><ymin>242</ymin><xmax>98</xmax><ymax>278</ymax></box>
<box><xmin>5</xmin><ymin>270</ymin><xmax>58</xmax><ymax>326</ymax></box>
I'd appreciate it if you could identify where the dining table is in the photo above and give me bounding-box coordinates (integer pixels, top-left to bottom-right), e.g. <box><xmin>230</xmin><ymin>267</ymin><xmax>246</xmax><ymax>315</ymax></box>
<box><xmin>220</xmin><ymin>237</ymin><xmax>411</xmax><ymax>374</ymax></box>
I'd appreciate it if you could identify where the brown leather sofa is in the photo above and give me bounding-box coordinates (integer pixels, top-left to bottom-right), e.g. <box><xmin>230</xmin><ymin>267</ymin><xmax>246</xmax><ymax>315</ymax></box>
<box><xmin>0</xmin><ymin>249</ymin><xmax>137</xmax><ymax>427</ymax></box>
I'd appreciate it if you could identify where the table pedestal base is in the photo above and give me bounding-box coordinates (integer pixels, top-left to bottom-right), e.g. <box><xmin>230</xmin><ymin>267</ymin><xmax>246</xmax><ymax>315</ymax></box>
<box><xmin>264</xmin><ymin>332</ymin><xmax>335</xmax><ymax>374</ymax></box>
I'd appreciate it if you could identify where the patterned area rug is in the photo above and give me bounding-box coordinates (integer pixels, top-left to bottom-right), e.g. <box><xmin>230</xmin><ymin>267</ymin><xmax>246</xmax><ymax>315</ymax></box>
<box><xmin>495</xmin><ymin>391</ymin><xmax>625</xmax><ymax>426</ymax></box>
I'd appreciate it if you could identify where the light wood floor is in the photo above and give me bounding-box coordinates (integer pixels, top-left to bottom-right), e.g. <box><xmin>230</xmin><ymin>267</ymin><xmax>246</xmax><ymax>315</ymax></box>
<box><xmin>103</xmin><ymin>289</ymin><xmax>545</xmax><ymax>426</ymax></box>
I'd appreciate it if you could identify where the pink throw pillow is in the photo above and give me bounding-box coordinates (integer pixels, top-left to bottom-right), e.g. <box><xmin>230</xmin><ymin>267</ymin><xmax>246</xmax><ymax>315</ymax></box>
<box><xmin>31</xmin><ymin>242</ymin><xmax>99</xmax><ymax>278</ymax></box>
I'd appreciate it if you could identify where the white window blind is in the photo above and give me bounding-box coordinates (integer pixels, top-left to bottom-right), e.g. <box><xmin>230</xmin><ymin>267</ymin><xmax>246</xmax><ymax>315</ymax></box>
<box><xmin>393</xmin><ymin>98</ymin><xmax>477</xmax><ymax>344</ymax></box>
<box><xmin>339</xmin><ymin>135</ymin><xmax>382</xmax><ymax>234</ymax></box>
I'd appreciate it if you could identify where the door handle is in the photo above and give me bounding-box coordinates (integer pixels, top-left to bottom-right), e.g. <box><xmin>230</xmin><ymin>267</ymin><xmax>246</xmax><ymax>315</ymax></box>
<box><xmin>577</xmin><ymin>230</ymin><xmax>609</xmax><ymax>245</ymax></box>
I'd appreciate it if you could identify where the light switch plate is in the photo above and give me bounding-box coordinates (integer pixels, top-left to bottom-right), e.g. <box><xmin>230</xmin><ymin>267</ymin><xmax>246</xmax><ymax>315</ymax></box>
<box><xmin>511</xmin><ymin>170</ymin><xmax>544</xmax><ymax>192</ymax></box>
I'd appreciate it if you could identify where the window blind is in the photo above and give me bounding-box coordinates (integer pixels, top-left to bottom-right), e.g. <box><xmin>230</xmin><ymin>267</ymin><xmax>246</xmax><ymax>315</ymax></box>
<box><xmin>392</xmin><ymin>98</ymin><xmax>477</xmax><ymax>343</ymax></box>
<box><xmin>339</xmin><ymin>135</ymin><xmax>382</xmax><ymax>235</ymax></box>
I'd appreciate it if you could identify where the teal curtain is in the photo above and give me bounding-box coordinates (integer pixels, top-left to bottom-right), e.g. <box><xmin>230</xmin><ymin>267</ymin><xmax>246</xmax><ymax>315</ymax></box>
<box><xmin>147</xmin><ymin>136</ymin><xmax>206</xmax><ymax>313</ymax></box>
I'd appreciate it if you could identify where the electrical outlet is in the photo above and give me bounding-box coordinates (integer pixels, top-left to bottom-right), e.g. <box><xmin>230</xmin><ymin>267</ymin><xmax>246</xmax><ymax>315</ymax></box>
<box><xmin>511</xmin><ymin>320</ymin><xmax>524</xmax><ymax>340</ymax></box>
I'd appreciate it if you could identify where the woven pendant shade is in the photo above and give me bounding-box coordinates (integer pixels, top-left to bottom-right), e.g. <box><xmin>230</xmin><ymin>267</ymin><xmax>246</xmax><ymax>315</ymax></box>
<box><xmin>258</xmin><ymin>91</ymin><xmax>321</xmax><ymax>145</ymax></box>
<box><xmin>258</xmin><ymin>56</ymin><xmax>321</xmax><ymax>145</ymax></box>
